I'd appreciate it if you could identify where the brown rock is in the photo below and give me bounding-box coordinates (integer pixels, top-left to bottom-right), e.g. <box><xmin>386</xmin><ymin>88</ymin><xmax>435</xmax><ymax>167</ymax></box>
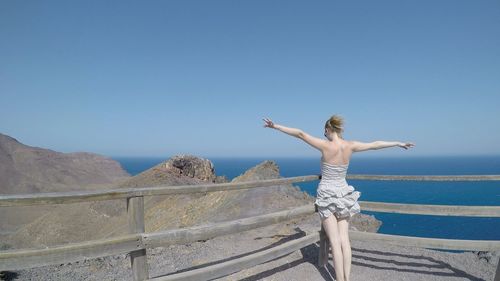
<box><xmin>350</xmin><ymin>213</ymin><xmax>382</xmax><ymax>232</ymax></box>
<box><xmin>164</xmin><ymin>155</ymin><xmax>217</xmax><ymax>182</ymax></box>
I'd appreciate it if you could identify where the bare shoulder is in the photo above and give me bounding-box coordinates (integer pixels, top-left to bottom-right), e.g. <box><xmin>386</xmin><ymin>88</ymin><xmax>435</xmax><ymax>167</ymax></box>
<box><xmin>344</xmin><ymin>140</ymin><xmax>365</xmax><ymax>152</ymax></box>
<box><xmin>299</xmin><ymin>131</ymin><xmax>329</xmax><ymax>151</ymax></box>
<box><xmin>344</xmin><ymin>140</ymin><xmax>357</xmax><ymax>148</ymax></box>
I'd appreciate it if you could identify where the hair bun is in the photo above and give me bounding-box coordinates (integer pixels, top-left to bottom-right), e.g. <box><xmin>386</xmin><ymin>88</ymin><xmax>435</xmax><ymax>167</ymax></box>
<box><xmin>325</xmin><ymin>115</ymin><xmax>344</xmax><ymax>135</ymax></box>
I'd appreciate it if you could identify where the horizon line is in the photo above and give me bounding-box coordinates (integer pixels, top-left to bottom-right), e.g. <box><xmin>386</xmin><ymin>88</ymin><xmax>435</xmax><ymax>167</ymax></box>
<box><xmin>109</xmin><ymin>154</ymin><xmax>500</xmax><ymax>159</ymax></box>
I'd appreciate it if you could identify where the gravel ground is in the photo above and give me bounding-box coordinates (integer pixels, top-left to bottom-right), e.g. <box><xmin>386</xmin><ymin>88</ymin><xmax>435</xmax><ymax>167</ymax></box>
<box><xmin>7</xmin><ymin>214</ymin><xmax>498</xmax><ymax>281</ymax></box>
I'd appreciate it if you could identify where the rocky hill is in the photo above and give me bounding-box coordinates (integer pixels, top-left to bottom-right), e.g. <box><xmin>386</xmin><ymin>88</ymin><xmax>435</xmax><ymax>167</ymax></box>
<box><xmin>0</xmin><ymin>133</ymin><xmax>130</xmax><ymax>243</ymax></box>
<box><xmin>0</xmin><ymin>133</ymin><xmax>129</xmax><ymax>194</ymax></box>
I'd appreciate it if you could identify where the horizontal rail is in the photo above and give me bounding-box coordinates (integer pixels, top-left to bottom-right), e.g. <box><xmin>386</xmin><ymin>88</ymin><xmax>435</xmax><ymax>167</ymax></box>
<box><xmin>0</xmin><ymin>234</ymin><xmax>142</xmax><ymax>271</ymax></box>
<box><xmin>350</xmin><ymin>231</ymin><xmax>500</xmax><ymax>251</ymax></box>
<box><xmin>148</xmin><ymin>232</ymin><xmax>320</xmax><ymax>281</ymax></box>
<box><xmin>347</xmin><ymin>174</ymin><xmax>500</xmax><ymax>181</ymax></box>
<box><xmin>359</xmin><ymin>201</ymin><xmax>500</xmax><ymax>217</ymax></box>
<box><xmin>144</xmin><ymin>204</ymin><xmax>316</xmax><ymax>248</ymax></box>
<box><xmin>0</xmin><ymin>204</ymin><xmax>315</xmax><ymax>271</ymax></box>
<box><xmin>3</xmin><ymin>212</ymin><xmax>500</xmax><ymax>272</ymax></box>
<box><xmin>2</xmin><ymin>174</ymin><xmax>499</xmax><ymax>207</ymax></box>
<box><xmin>0</xmin><ymin>175</ymin><xmax>320</xmax><ymax>207</ymax></box>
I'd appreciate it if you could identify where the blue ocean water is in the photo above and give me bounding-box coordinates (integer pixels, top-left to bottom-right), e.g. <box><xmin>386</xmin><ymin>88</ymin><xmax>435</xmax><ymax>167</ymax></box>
<box><xmin>113</xmin><ymin>156</ymin><xmax>500</xmax><ymax>241</ymax></box>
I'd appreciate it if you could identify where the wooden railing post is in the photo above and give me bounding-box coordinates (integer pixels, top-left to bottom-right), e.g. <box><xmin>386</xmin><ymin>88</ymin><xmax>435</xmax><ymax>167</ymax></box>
<box><xmin>318</xmin><ymin>225</ymin><xmax>329</xmax><ymax>267</ymax></box>
<box><xmin>127</xmin><ymin>196</ymin><xmax>149</xmax><ymax>281</ymax></box>
<box><xmin>494</xmin><ymin>257</ymin><xmax>500</xmax><ymax>281</ymax></box>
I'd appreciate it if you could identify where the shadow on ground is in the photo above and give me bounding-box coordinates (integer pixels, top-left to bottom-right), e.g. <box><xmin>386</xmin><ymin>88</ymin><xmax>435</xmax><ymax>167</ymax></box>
<box><xmin>152</xmin><ymin>228</ymin><xmax>485</xmax><ymax>281</ymax></box>
<box><xmin>0</xmin><ymin>271</ymin><xmax>19</xmax><ymax>281</ymax></box>
<box><xmin>352</xmin><ymin>247</ymin><xmax>485</xmax><ymax>281</ymax></box>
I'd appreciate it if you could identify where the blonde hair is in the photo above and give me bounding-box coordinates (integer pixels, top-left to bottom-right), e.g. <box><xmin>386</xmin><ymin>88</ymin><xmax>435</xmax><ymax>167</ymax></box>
<box><xmin>325</xmin><ymin>115</ymin><xmax>344</xmax><ymax>138</ymax></box>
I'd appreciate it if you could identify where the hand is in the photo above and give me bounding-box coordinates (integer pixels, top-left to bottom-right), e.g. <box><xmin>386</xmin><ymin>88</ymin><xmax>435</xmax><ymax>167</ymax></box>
<box><xmin>263</xmin><ymin>117</ymin><xmax>275</xmax><ymax>129</ymax></box>
<box><xmin>398</xmin><ymin>142</ymin><xmax>415</xmax><ymax>150</ymax></box>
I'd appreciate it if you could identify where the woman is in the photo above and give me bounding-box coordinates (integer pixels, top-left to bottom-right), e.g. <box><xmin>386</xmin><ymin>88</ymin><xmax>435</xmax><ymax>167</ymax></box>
<box><xmin>263</xmin><ymin>115</ymin><xmax>414</xmax><ymax>281</ymax></box>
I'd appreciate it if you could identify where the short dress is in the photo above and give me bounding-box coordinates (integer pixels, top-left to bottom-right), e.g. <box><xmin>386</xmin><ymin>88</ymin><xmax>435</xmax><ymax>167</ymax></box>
<box><xmin>315</xmin><ymin>161</ymin><xmax>361</xmax><ymax>220</ymax></box>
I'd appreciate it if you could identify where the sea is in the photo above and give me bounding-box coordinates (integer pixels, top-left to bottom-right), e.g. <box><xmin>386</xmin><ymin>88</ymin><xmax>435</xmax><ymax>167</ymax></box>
<box><xmin>113</xmin><ymin>156</ymin><xmax>500</xmax><ymax>242</ymax></box>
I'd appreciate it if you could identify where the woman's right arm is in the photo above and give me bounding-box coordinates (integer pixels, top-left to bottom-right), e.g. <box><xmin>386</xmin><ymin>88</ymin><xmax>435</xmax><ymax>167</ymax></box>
<box><xmin>350</xmin><ymin>141</ymin><xmax>415</xmax><ymax>152</ymax></box>
<box><xmin>263</xmin><ymin>118</ymin><xmax>327</xmax><ymax>152</ymax></box>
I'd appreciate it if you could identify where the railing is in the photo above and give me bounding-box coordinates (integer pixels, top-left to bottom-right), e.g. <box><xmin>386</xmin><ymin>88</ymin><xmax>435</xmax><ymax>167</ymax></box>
<box><xmin>1</xmin><ymin>174</ymin><xmax>499</xmax><ymax>281</ymax></box>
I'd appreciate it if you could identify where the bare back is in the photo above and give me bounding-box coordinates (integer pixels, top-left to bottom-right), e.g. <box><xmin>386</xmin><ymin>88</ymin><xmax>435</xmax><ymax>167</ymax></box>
<box><xmin>321</xmin><ymin>139</ymin><xmax>353</xmax><ymax>165</ymax></box>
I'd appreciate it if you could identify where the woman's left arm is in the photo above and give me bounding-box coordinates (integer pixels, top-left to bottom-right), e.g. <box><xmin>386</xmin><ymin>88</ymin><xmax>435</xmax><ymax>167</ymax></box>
<box><xmin>263</xmin><ymin>118</ymin><xmax>326</xmax><ymax>151</ymax></box>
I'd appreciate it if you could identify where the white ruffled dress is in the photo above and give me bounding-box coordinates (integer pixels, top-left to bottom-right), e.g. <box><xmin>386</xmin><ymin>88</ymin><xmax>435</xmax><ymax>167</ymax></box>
<box><xmin>315</xmin><ymin>161</ymin><xmax>361</xmax><ymax>220</ymax></box>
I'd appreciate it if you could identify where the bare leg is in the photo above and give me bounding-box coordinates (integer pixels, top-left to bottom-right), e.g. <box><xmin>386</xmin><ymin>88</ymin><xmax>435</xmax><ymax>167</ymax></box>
<box><xmin>322</xmin><ymin>215</ymin><xmax>345</xmax><ymax>281</ymax></box>
<box><xmin>338</xmin><ymin>218</ymin><xmax>352</xmax><ymax>281</ymax></box>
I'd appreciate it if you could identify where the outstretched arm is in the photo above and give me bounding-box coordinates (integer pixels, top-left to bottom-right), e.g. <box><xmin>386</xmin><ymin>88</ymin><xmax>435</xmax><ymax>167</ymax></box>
<box><xmin>350</xmin><ymin>141</ymin><xmax>415</xmax><ymax>152</ymax></box>
<box><xmin>263</xmin><ymin>118</ymin><xmax>326</xmax><ymax>151</ymax></box>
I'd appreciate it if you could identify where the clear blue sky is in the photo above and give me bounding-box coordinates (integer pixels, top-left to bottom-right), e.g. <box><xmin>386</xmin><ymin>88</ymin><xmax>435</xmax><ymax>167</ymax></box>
<box><xmin>1</xmin><ymin>0</ymin><xmax>499</xmax><ymax>158</ymax></box>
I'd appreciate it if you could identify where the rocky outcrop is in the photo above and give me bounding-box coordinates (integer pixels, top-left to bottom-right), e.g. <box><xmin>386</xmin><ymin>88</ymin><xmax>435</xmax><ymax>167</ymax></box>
<box><xmin>232</xmin><ymin>160</ymin><xmax>283</xmax><ymax>181</ymax></box>
<box><xmin>164</xmin><ymin>155</ymin><xmax>217</xmax><ymax>182</ymax></box>
<box><xmin>349</xmin><ymin>212</ymin><xmax>382</xmax><ymax>232</ymax></box>
<box><xmin>209</xmin><ymin>160</ymin><xmax>312</xmax><ymax>223</ymax></box>
<box><xmin>118</xmin><ymin>155</ymin><xmax>228</xmax><ymax>189</ymax></box>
